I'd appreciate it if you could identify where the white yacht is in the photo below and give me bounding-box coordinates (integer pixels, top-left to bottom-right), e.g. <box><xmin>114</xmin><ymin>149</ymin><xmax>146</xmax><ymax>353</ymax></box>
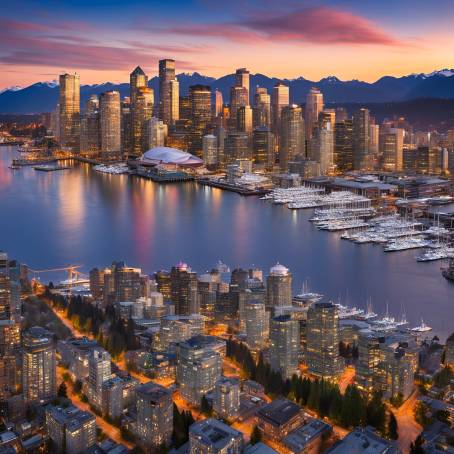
<box><xmin>411</xmin><ymin>319</ymin><xmax>432</xmax><ymax>333</ymax></box>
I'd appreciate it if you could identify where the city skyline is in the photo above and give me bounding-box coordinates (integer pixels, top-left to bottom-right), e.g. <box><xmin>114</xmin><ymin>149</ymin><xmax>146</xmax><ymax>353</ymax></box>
<box><xmin>2</xmin><ymin>0</ymin><xmax>454</xmax><ymax>89</ymax></box>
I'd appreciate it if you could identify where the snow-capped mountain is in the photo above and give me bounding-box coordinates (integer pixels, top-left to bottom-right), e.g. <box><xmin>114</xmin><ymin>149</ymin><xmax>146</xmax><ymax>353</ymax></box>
<box><xmin>3</xmin><ymin>69</ymin><xmax>454</xmax><ymax>114</ymax></box>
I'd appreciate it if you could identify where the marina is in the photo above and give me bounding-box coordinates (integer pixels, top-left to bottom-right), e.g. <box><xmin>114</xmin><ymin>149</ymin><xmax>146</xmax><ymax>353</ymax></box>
<box><xmin>1</xmin><ymin>145</ymin><xmax>453</xmax><ymax>339</ymax></box>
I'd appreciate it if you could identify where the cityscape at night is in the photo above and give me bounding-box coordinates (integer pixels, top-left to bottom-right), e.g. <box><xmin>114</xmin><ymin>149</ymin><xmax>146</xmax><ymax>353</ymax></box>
<box><xmin>1</xmin><ymin>1</ymin><xmax>454</xmax><ymax>453</ymax></box>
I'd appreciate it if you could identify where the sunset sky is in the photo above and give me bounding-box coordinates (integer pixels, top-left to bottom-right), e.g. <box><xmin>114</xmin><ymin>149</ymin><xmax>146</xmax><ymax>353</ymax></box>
<box><xmin>2</xmin><ymin>0</ymin><xmax>454</xmax><ymax>89</ymax></box>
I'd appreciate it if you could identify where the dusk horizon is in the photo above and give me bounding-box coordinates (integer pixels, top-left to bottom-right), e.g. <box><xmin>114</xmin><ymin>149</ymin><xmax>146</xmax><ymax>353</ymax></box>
<box><xmin>2</xmin><ymin>0</ymin><xmax>454</xmax><ymax>88</ymax></box>
<box><xmin>1</xmin><ymin>2</ymin><xmax>454</xmax><ymax>453</ymax></box>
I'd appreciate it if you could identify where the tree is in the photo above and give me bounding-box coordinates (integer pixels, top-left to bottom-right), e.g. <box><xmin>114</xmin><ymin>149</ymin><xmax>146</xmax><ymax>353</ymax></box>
<box><xmin>73</xmin><ymin>380</ymin><xmax>82</xmax><ymax>394</ymax></box>
<box><xmin>409</xmin><ymin>435</ymin><xmax>425</xmax><ymax>454</ymax></box>
<box><xmin>201</xmin><ymin>395</ymin><xmax>212</xmax><ymax>416</ymax></box>
<box><xmin>57</xmin><ymin>382</ymin><xmax>68</xmax><ymax>399</ymax></box>
<box><xmin>414</xmin><ymin>401</ymin><xmax>432</xmax><ymax>427</ymax></box>
<box><xmin>388</xmin><ymin>411</ymin><xmax>398</xmax><ymax>440</ymax></box>
<box><xmin>250</xmin><ymin>425</ymin><xmax>262</xmax><ymax>445</ymax></box>
<box><xmin>366</xmin><ymin>391</ymin><xmax>386</xmax><ymax>435</ymax></box>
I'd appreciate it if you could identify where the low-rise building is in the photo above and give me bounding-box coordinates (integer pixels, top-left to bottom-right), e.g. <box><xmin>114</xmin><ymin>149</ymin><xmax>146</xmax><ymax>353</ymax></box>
<box><xmin>213</xmin><ymin>377</ymin><xmax>240</xmax><ymax>419</ymax></box>
<box><xmin>283</xmin><ymin>418</ymin><xmax>332</xmax><ymax>454</ymax></box>
<box><xmin>189</xmin><ymin>418</ymin><xmax>243</xmax><ymax>454</ymax></box>
<box><xmin>327</xmin><ymin>426</ymin><xmax>400</xmax><ymax>454</ymax></box>
<box><xmin>257</xmin><ymin>399</ymin><xmax>304</xmax><ymax>442</ymax></box>
<box><xmin>46</xmin><ymin>405</ymin><xmax>97</xmax><ymax>454</ymax></box>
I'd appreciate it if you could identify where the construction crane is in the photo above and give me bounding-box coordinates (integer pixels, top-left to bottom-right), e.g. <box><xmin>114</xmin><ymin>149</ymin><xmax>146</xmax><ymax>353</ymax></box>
<box><xmin>28</xmin><ymin>265</ymin><xmax>88</xmax><ymax>288</ymax></box>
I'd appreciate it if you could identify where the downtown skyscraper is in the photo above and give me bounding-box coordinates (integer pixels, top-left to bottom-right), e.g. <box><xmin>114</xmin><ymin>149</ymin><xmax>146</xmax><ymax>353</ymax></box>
<box><xmin>59</xmin><ymin>73</ymin><xmax>80</xmax><ymax>152</ymax></box>
<box><xmin>99</xmin><ymin>91</ymin><xmax>121</xmax><ymax>159</ymax></box>
<box><xmin>130</xmin><ymin>66</ymin><xmax>149</xmax><ymax>157</ymax></box>
<box><xmin>305</xmin><ymin>87</ymin><xmax>324</xmax><ymax>141</ymax></box>
<box><xmin>159</xmin><ymin>59</ymin><xmax>179</xmax><ymax>125</ymax></box>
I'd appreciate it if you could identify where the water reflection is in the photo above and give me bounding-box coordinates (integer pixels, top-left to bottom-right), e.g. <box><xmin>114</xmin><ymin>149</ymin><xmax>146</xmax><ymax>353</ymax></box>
<box><xmin>0</xmin><ymin>146</ymin><xmax>453</xmax><ymax>338</ymax></box>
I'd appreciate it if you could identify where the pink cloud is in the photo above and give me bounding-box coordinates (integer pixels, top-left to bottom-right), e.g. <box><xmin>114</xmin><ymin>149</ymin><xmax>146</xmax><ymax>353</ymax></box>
<box><xmin>0</xmin><ymin>18</ymin><xmax>203</xmax><ymax>73</ymax></box>
<box><xmin>163</xmin><ymin>6</ymin><xmax>401</xmax><ymax>46</ymax></box>
<box><xmin>242</xmin><ymin>7</ymin><xmax>399</xmax><ymax>45</ymax></box>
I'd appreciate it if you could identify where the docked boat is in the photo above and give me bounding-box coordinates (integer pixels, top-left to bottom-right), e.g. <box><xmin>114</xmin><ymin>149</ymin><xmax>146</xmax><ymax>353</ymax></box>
<box><xmin>356</xmin><ymin>299</ymin><xmax>378</xmax><ymax>321</ymax></box>
<box><xmin>93</xmin><ymin>163</ymin><xmax>129</xmax><ymax>174</ymax></box>
<box><xmin>293</xmin><ymin>281</ymin><xmax>323</xmax><ymax>305</ymax></box>
<box><xmin>416</xmin><ymin>248</ymin><xmax>452</xmax><ymax>262</ymax></box>
<box><xmin>34</xmin><ymin>164</ymin><xmax>69</xmax><ymax>172</ymax></box>
<box><xmin>442</xmin><ymin>258</ymin><xmax>454</xmax><ymax>281</ymax></box>
<box><xmin>411</xmin><ymin>319</ymin><xmax>432</xmax><ymax>333</ymax></box>
<box><xmin>336</xmin><ymin>303</ymin><xmax>364</xmax><ymax>319</ymax></box>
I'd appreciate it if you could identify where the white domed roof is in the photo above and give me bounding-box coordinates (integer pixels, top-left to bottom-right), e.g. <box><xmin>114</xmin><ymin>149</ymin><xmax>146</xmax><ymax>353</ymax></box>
<box><xmin>270</xmin><ymin>262</ymin><xmax>289</xmax><ymax>276</ymax></box>
<box><xmin>141</xmin><ymin>146</ymin><xmax>203</xmax><ymax>166</ymax></box>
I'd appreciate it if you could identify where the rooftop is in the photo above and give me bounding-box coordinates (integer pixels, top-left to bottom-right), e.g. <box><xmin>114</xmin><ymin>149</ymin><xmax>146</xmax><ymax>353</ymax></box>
<box><xmin>284</xmin><ymin>419</ymin><xmax>332</xmax><ymax>453</ymax></box>
<box><xmin>190</xmin><ymin>418</ymin><xmax>242</xmax><ymax>449</ymax></box>
<box><xmin>327</xmin><ymin>426</ymin><xmax>399</xmax><ymax>454</ymax></box>
<box><xmin>257</xmin><ymin>399</ymin><xmax>302</xmax><ymax>427</ymax></box>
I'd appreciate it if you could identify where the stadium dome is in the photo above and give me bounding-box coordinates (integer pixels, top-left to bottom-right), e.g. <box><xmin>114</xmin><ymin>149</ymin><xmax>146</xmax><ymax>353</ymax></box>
<box><xmin>270</xmin><ymin>262</ymin><xmax>289</xmax><ymax>276</ymax></box>
<box><xmin>140</xmin><ymin>146</ymin><xmax>203</xmax><ymax>167</ymax></box>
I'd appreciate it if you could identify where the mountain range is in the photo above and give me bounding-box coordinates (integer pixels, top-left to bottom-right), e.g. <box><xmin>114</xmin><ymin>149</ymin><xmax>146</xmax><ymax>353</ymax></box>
<box><xmin>2</xmin><ymin>69</ymin><xmax>454</xmax><ymax>114</ymax></box>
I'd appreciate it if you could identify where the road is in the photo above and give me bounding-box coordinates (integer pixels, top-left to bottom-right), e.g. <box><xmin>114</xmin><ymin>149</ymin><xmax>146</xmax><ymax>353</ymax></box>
<box><xmin>338</xmin><ymin>366</ymin><xmax>356</xmax><ymax>394</ymax></box>
<box><xmin>393</xmin><ymin>392</ymin><xmax>422</xmax><ymax>454</ymax></box>
<box><xmin>57</xmin><ymin>366</ymin><xmax>133</xmax><ymax>449</ymax></box>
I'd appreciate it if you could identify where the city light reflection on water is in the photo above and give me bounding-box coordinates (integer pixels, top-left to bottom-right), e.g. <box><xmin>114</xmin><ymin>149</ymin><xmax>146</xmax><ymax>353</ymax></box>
<box><xmin>1</xmin><ymin>146</ymin><xmax>453</xmax><ymax>339</ymax></box>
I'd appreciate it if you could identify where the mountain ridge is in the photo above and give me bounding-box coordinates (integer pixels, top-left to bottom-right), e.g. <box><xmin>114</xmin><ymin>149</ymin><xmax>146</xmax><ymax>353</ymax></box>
<box><xmin>2</xmin><ymin>69</ymin><xmax>454</xmax><ymax>114</ymax></box>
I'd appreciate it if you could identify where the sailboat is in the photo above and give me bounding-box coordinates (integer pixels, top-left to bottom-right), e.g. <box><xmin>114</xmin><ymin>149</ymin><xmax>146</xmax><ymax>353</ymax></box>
<box><xmin>293</xmin><ymin>279</ymin><xmax>323</xmax><ymax>305</ymax></box>
<box><xmin>411</xmin><ymin>319</ymin><xmax>432</xmax><ymax>333</ymax></box>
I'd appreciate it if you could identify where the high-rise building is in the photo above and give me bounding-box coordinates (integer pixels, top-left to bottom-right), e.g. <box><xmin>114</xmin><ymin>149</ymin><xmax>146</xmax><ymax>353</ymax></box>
<box><xmin>154</xmin><ymin>314</ymin><xmax>205</xmax><ymax>353</ymax></box>
<box><xmin>253</xmin><ymin>87</ymin><xmax>271</xmax><ymax>129</ymax></box>
<box><xmin>334</xmin><ymin>120</ymin><xmax>353</xmax><ymax>172</ymax></box>
<box><xmin>266</xmin><ymin>263</ymin><xmax>292</xmax><ymax>309</ymax></box>
<box><xmin>169</xmin><ymin>79</ymin><xmax>180</xmax><ymax>124</ymax></box>
<box><xmin>202</xmin><ymin>134</ymin><xmax>218</xmax><ymax>168</ymax></box>
<box><xmin>235</xmin><ymin>68</ymin><xmax>250</xmax><ymax>102</ymax></box>
<box><xmin>280</xmin><ymin>105</ymin><xmax>305</xmax><ymax>171</ymax></box>
<box><xmin>380</xmin><ymin>127</ymin><xmax>404</xmax><ymax>171</ymax></box>
<box><xmin>99</xmin><ymin>91</ymin><xmax>121</xmax><ymax>159</ymax></box>
<box><xmin>189</xmin><ymin>85</ymin><xmax>212</xmax><ymax>155</ymax></box>
<box><xmin>225</xmin><ymin>132</ymin><xmax>250</xmax><ymax>163</ymax></box>
<box><xmin>112</xmin><ymin>262</ymin><xmax>142</xmax><ymax>303</ymax></box>
<box><xmin>253</xmin><ymin>127</ymin><xmax>275</xmax><ymax>168</ymax></box>
<box><xmin>46</xmin><ymin>405</ymin><xmax>97</xmax><ymax>453</ymax></box>
<box><xmin>147</xmin><ymin>117</ymin><xmax>168</xmax><ymax>149</ymax></box>
<box><xmin>369</xmin><ymin>123</ymin><xmax>380</xmax><ymax>164</ymax></box>
<box><xmin>306</xmin><ymin>302</ymin><xmax>342</xmax><ymax>379</ymax></box>
<box><xmin>214</xmin><ymin>90</ymin><xmax>223</xmax><ymax>117</ymax></box>
<box><xmin>88</xmin><ymin>348</ymin><xmax>111</xmax><ymax>410</ymax></box>
<box><xmin>135</xmin><ymin>381</ymin><xmax>173</xmax><ymax>448</ymax></box>
<box><xmin>244</xmin><ymin>300</ymin><xmax>268</xmax><ymax>351</ymax></box>
<box><xmin>121</xmin><ymin>97</ymin><xmax>132</xmax><ymax>158</ymax></box>
<box><xmin>159</xmin><ymin>59</ymin><xmax>179</xmax><ymax>125</ymax></box>
<box><xmin>353</xmin><ymin>108</ymin><xmax>371</xmax><ymax>170</ymax></box>
<box><xmin>170</xmin><ymin>262</ymin><xmax>199</xmax><ymax>315</ymax></box>
<box><xmin>189</xmin><ymin>418</ymin><xmax>243</xmax><ymax>454</ymax></box>
<box><xmin>176</xmin><ymin>336</ymin><xmax>222</xmax><ymax>405</ymax></box>
<box><xmin>311</xmin><ymin>122</ymin><xmax>334</xmax><ymax>175</ymax></box>
<box><xmin>130</xmin><ymin>66</ymin><xmax>148</xmax><ymax>157</ymax></box>
<box><xmin>305</xmin><ymin>87</ymin><xmax>324</xmax><ymax>141</ymax></box>
<box><xmin>23</xmin><ymin>326</ymin><xmax>56</xmax><ymax>404</ymax></box>
<box><xmin>80</xmin><ymin>95</ymin><xmax>100</xmax><ymax>156</ymax></box>
<box><xmin>230</xmin><ymin>86</ymin><xmax>249</xmax><ymax>124</ymax></box>
<box><xmin>0</xmin><ymin>252</ymin><xmax>22</xmax><ymax>402</ymax></box>
<box><xmin>135</xmin><ymin>87</ymin><xmax>154</xmax><ymax>153</ymax></box>
<box><xmin>356</xmin><ymin>331</ymin><xmax>382</xmax><ymax>394</ymax></box>
<box><xmin>269</xmin><ymin>315</ymin><xmax>300</xmax><ymax>380</ymax></box>
<box><xmin>59</xmin><ymin>73</ymin><xmax>80</xmax><ymax>152</ymax></box>
<box><xmin>237</xmin><ymin>105</ymin><xmax>253</xmax><ymax>134</ymax></box>
<box><xmin>155</xmin><ymin>270</ymin><xmax>172</xmax><ymax>301</ymax></box>
<box><xmin>213</xmin><ymin>377</ymin><xmax>240</xmax><ymax>419</ymax></box>
<box><xmin>271</xmin><ymin>82</ymin><xmax>289</xmax><ymax>138</ymax></box>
